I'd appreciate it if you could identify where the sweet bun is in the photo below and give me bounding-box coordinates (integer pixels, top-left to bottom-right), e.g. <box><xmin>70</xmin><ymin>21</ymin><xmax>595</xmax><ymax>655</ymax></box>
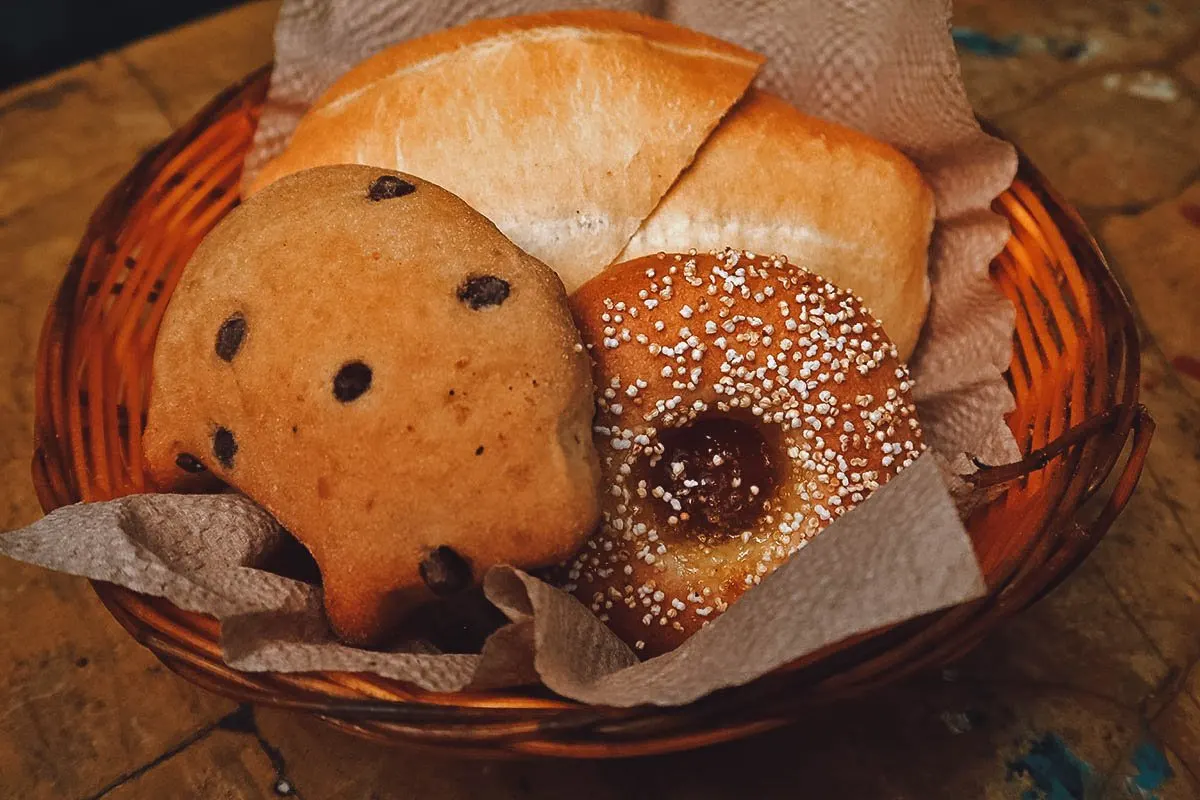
<box><xmin>560</xmin><ymin>250</ymin><xmax>924</xmax><ymax>656</ymax></box>
<box><xmin>248</xmin><ymin>10</ymin><xmax>764</xmax><ymax>293</ymax></box>
<box><xmin>144</xmin><ymin>165</ymin><xmax>601</xmax><ymax>646</ymax></box>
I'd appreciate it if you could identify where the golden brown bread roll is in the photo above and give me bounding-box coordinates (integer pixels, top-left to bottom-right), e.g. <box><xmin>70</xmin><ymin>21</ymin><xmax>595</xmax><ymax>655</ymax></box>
<box><xmin>251</xmin><ymin>12</ymin><xmax>934</xmax><ymax>357</ymax></box>
<box><xmin>249</xmin><ymin>10</ymin><xmax>765</xmax><ymax>293</ymax></box>
<box><xmin>560</xmin><ymin>250</ymin><xmax>924</xmax><ymax>656</ymax></box>
<box><xmin>144</xmin><ymin>166</ymin><xmax>601</xmax><ymax>646</ymax></box>
<box><xmin>618</xmin><ymin>91</ymin><xmax>935</xmax><ymax>359</ymax></box>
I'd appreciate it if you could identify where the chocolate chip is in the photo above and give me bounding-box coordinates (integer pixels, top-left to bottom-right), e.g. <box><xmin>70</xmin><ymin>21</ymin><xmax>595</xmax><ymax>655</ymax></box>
<box><xmin>212</xmin><ymin>427</ymin><xmax>237</xmax><ymax>468</ymax></box>
<box><xmin>367</xmin><ymin>175</ymin><xmax>416</xmax><ymax>201</ymax></box>
<box><xmin>457</xmin><ymin>276</ymin><xmax>510</xmax><ymax>309</ymax></box>
<box><xmin>333</xmin><ymin>361</ymin><xmax>372</xmax><ymax>402</ymax></box>
<box><xmin>175</xmin><ymin>453</ymin><xmax>206</xmax><ymax>473</ymax></box>
<box><xmin>215</xmin><ymin>313</ymin><xmax>247</xmax><ymax>362</ymax></box>
<box><xmin>419</xmin><ymin>546</ymin><xmax>472</xmax><ymax>596</ymax></box>
<box><xmin>475</xmin><ymin>446</ymin><xmax>484</xmax><ymax>455</ymax></box>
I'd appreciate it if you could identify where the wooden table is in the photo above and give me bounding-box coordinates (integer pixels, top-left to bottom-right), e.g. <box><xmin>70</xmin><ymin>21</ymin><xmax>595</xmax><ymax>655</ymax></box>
<box><xmin>2</xmin><ymin>2</ymin><xmax>1198</xmax><ymax>797</ymax></box>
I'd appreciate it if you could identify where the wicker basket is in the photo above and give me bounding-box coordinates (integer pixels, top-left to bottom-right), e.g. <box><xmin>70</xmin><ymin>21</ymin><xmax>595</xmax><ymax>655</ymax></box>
<box><xmin>30</xmin><ymin>67</ymin><xmax>1153</xmax><ymax>758</ymax></box>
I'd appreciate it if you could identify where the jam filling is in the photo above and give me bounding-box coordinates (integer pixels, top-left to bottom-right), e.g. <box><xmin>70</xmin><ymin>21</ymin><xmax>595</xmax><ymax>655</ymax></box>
<box><xmin>652</xmin><ymin>417</ymin><xmax>776</xmax><ymax>534</ymax></box>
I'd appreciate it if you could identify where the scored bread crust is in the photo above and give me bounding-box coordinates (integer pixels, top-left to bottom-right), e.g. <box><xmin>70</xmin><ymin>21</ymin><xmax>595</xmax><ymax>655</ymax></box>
<box><xmin>250</xmin><ymin>10</ymin><xmax>765</xmax><ymax>293</ymax></box>
<box><xmin>304</xmin><ymin>11</ymin><xmax>760</xmax><ymax>114</ymax></box>
<box><xmin>620</xmin><ymin>91</ymin><xmax>935</xmax><ymax>359</ymax></box>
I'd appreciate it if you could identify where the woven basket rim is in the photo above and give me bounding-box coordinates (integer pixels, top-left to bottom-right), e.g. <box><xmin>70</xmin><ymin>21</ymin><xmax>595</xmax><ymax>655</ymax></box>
<box><xmin>26</xmin><ymin>66</ymin><xmax>1152</xmax><ymax>755</ymax></box>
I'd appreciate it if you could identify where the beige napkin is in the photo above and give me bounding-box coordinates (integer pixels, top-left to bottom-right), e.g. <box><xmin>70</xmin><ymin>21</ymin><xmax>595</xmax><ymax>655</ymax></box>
<box><xmin>1</xmin><ymin>0</ymin><xmax>1017</xmax><ymax>705</ymax></box>
<box><xmin>2</xmin><ymin>456</ymin><xmax>981</xmax><ymax>703</ymax></box>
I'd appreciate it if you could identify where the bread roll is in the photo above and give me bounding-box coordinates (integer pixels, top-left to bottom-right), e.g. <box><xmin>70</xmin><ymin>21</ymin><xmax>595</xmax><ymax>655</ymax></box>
<box><xmin>253</xmin><ymin>12</ymin><xmax>935</xmax><ymax>356</ymax></box>
<box><xmin>250</xmin><ymin>10</ymin><xmax>764</xmax><ymax>293</ymax></box>
<box><xmin>145</xmin><ymin>166</ymin><xmax>601</xmax><ymax>646</ymax></box>
<box><xmin>620</xmin><ymin>91</ymin><xmax>935</xmax><ymax>359</ymax></box>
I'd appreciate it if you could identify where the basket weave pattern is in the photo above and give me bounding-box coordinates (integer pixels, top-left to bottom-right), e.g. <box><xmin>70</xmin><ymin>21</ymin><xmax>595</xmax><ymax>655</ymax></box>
<box><xmin>30</xmin><ymin>69</ymin><xmax>1152</xmax><ymax>757</ymax></box>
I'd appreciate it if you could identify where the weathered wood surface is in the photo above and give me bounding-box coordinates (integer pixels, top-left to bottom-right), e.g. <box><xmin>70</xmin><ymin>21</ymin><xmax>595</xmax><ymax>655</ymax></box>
<box><xmin>1</xmin><ymin>1</ymin><xmax>1198</xmax><ymax>796</ymax></box>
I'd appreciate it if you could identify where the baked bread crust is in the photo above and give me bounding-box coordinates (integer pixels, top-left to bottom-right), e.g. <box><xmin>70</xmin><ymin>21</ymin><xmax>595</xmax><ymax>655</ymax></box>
<box><xmin>620</xmin><ymin>91</ymin><xmax>935</xmax><ymax>358</ymax></box>
<box><xmin>145</xmin><ymin>166</ymin><xmax>601</xmax><ymax>646</ymax></box>
<box><xmin>250</xmin><ymin>10</ymin><xmax>765</xmax><ymax>293</ymax></box>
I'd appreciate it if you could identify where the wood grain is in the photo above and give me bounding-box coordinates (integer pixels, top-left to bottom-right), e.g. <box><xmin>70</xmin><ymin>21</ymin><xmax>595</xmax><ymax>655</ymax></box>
<box><xmin>1</xmin><ymin>0</ymin><xmax>1199</xmax><ymax>795</ymax></box>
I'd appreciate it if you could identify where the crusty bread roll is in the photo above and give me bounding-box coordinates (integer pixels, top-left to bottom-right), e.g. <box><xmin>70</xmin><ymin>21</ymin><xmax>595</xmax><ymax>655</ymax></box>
<box><xmin>620</xmin><ymin>91</ymin><xmax>935</xmax><ymax>359</ymax></box>
<box><xmin>250</xmin><ymin>10</ymin><xmax>764</xmax><ymax>293</ymax></box>
<box><xmin>252</xmin><ymin>11</ymin><xmax>934</xmax><ymax>357</ymax></box>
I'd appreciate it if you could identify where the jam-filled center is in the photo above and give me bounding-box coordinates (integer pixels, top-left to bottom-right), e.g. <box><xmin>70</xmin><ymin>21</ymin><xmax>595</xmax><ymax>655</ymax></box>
<box><xmin>652</xmin><ymin>417</ymin><xmax>776</xmax><ymax>534</ymax></box>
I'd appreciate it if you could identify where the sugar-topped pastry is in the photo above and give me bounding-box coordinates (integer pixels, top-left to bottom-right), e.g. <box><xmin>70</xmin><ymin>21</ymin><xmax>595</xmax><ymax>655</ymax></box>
<box><xmin>560</xmin><ymin>249</ymin><xmax>924</xmax><ymax>656</ymax></box>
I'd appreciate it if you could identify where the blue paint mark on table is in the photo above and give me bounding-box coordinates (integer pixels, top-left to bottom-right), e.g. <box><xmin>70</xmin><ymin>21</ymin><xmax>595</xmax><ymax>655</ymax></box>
<box><xmin>1127</xmin><ymin>739</ymin><xmax>1174</xmax><ymax>798</ymax></box>
<box><xmin>1007</xmin><ymin>733</ymin><xmax>1094</xmax><ymax>800</ymax></box>
<box><xmin>951</xmin><ymin>27</ymin><xmax>1022</xmax><ymax>58</ymax></box>
<box><xmin>951</xmin><ymin>28</ymin><xmax>1094</xmax><ymax>62</ymax></box>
